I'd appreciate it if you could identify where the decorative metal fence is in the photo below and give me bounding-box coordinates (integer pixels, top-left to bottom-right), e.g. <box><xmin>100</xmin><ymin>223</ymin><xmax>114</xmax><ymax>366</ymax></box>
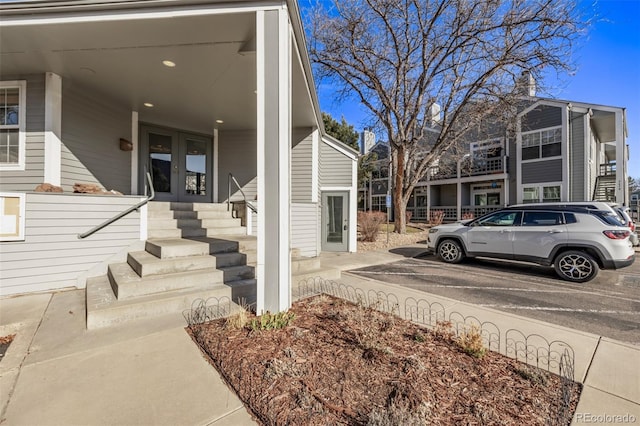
<box><xmin>185</xmin><ymin>278</ymin><xmax>578</xmax><ymax>426</ymax></box>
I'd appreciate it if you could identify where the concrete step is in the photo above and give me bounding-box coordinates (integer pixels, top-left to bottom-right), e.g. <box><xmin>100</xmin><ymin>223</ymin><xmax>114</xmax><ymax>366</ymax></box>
<box><xmin>179</xmin><ymin>228</ymin><xmax>207</xmax><ymax>237</ymax></box>
<box><xmin>86</xmin><ymin>275</ymin><xmax>231</xmax><ymax>329</ymax></box>
<box><xmin>192</xmin><ymin>203</ymin><xmax>228</xmax><ymax>211</ymax></box>
<box><xmin>127</xmin><ymin>251</ymin><xmax>217</xmax><ymax>277</ymax></box>
<box><xmin>147</xmin><ymin>218</ymin><xmax>179</xmax><ymax>229</ymax></box>
<box><xmin>226</xmin><ymin>279</ymin><xmax>256</xmax><ymax>306</ymax></box>
<box><xmin>206</xmin><ymin>227</ymin><xmax>247</xmax><ymax>236</ymax></box>
<box><xmin>147</xmin><ymin>228</ymin><xmax>181</xmax><ymax>239</ymax></box>
<box><xmin>145</xmin><ymin>238</ymin><xmax>210</xmax><ymax>259</ymax></box>
<box><xmin>291</xmin><ymin>256</ymin><xmax>322</xmax><ymax>274</ymax></box>
<box><xmin>147</xmin><ymin>210</ymin><xmax>198</xmax><ymax>220</ymax></box>
<box><xmin>196</xmin><ymin>210</ymin><xmax>236</xmax><ymax>219</ymax></box>
<box><xmin>220</xmin><ymin>264</ymin><xmax>255</xmax><ymax>282</ymax></box>
<box><xmin>200</xmin><ymin>218</ymin><xmax>242</xmax><ymax>228</ymax></box>
<box><xmin>186</xmin><ymin>236</ymin><xmax>257</xmax><ymax>254</ymax></box>
<box><xmin>107</xmin><ymin>263</ymin><xmax>224</xmax><ymax>299</ymax></box>
<box><xmin>212</xmin><ymin>252</ymin><xmax>248</xmax><ymax>268</ymax></box>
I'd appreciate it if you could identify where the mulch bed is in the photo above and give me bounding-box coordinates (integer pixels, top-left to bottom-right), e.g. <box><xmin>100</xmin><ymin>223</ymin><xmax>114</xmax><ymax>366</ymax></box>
<box><xmin>187</xmin><ymin>295</ymin><xmax>580</xmax><ymax>425</ymax></box>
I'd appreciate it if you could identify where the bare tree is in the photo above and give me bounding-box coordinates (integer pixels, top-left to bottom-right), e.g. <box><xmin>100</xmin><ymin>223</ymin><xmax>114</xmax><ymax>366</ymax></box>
<box><xmin>308</xmin><ymin>0</ymin><xmax>587</xmax><ymax>233</ymax></box>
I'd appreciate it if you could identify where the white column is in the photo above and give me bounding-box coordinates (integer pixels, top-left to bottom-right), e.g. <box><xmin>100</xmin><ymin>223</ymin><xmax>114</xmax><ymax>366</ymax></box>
<box><xmin>614</xmin><ymin>110</ymin><xmax>626</xmax><ymax>205</ymax></box>
<box><xmin>256</xmin><ymin>8</ymin><xmax>291</xmax><ymax>314</ymax></box>
<box><xmin>130</xmin><ymin>111</ymin><xmax>139</xmax><ymax>194</ymax></box>
<box><xmin>44</xmin><ymin>72</ymin><xmax>62</xmax><ymax>186</ymax></box>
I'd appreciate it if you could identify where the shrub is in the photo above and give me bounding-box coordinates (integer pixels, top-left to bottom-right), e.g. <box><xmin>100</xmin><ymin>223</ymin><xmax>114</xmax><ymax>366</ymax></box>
<box><xmin>250</xmin><ymin>311</ymin><xmax>295</xmax><ymax>331</ymax></box>
<box><xmin>429</xmin><ymin>210</ymin><xmax>445</xmax><ymax>226</ymax></box>
<box><xmin>458</xmin><ymin>325</ymin><xmax>487</xmax><ymax>358</ymax></box>
<box><xmin>358</xmin><ymin>211</ymin><xmax>387</xmax><ymax>242</ymax></box>
<box><xmin>462</xmin><ymin>211</ymin><xmax>475</xmax><ymax>220</ymax></box>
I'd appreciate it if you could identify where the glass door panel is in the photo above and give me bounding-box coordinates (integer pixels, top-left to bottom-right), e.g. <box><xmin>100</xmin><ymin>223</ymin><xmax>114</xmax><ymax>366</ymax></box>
<box><xmin>322</xmin><ymin>192</ymin><xmax>349</xmax><ymax>252</ymax></box>
<box><xmin>178</xmin><ymin>133</ymin><xmax>212</xmax><ymax>202</ymax></box>
<box><xmin>148</xmin><ymin>131</ymin><xmax>176</xmax><ymax>200</ymax></box>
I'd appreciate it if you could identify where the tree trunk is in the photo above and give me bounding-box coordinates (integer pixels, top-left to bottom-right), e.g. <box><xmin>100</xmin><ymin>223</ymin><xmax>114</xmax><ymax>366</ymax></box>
<box><xmin>393</xmin><ymin>145</ymin><xmax>407</xmax><ymax>234</ymax></box>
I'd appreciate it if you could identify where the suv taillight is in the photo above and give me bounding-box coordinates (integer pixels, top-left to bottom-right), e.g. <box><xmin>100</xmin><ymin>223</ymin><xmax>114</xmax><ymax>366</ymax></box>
<box><xmin>628</xmin><ymin>221</ymin><xmax>636</xmax><ymax>232</ymax></box>
<box><xmin>603</xmin><ymin>230</ymin><xmax>630</xmax><ymax>240</ymax></box>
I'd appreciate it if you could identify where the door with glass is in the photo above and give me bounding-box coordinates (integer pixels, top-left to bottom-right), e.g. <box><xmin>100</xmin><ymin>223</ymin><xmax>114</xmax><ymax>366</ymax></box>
<box><xmin>141</xmin><ymin>125</ymin><xmax>212</xmax><ymax>202</ymax></box>
<box><xmin>321</xmin><ymin>192</ymin><xmax>349</xmax><ymax>252</ymax></box>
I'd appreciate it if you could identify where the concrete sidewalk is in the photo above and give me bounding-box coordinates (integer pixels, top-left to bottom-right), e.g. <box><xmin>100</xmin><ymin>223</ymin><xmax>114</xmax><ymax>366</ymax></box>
<box><xmin>0</xmin><ymin>245</ymin><xmax>638</xmax><ymax>425</ymax></box>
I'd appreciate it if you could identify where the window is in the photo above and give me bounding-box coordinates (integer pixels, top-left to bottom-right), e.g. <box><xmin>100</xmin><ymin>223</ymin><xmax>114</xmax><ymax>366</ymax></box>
<box><xmin>543</xmin><ymin>186</ymin><xmax>561</xmax><ymax>202</ymax></box>
<box><xmin>475</xmin><ymin>211</ymin><xmax>519</xmax><ymax>226</ymax></box>
<box><xmin>522</xmin><ymin>211</ymin><xmax>563</xmax><ymax>226</ymax></box>
<box><xmin>521</xmin><ymin>127</ymin><xmax>561</xmax><ymax>161</ymax></box>
<box><xmin>522</xmin><ymin>187</ymin><xmax>539</xmax><ymax>203</ymax></box>
<box><xmin>522</xmin><ymin>184</ymin><xmax>561</xmax><ymax>203</ymax></box>
<box><xmin>0</xmin><ymin>81</ymin><xmax>26</xmax><ymax>170</ymax></box>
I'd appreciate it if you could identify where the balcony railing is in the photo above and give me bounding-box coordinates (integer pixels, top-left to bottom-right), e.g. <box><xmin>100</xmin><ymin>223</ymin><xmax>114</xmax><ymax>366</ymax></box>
<box><xmin>427</xmin><ymin>156</ymin><xmax>505</xmax><ymax>182</ymax></box>
<box><xmin>599</xmin><ymin>162</ymin><xmax>616</xmax><ymax>176</ymax></box>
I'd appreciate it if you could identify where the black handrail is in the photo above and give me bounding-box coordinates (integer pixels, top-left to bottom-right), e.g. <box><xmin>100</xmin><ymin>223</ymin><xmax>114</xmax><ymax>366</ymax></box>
<box><xmin>227</xmin><ymin>173</ymin><xmax>257</xmax><ymax>214</ymax></box>
<box><xmin>77</xmin><ymin>172</ymin><xmax>155</xmax><ymax>239</ymax></box>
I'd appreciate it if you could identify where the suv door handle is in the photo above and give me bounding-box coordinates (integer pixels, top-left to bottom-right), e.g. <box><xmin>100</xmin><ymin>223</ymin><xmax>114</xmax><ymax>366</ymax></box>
<box><xmin>548</xmin><ymin>229</ymin><xmax>563</xmax><ymax>233</ymax></box>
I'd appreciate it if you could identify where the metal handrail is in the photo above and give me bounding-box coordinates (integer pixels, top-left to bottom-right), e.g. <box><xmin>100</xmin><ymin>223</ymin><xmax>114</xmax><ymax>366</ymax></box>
<box><xmin>78</xmin><ymin>172</ymin><xmax>155</xmax><ymax>239</ymax></box>
<box><xmin>227</xmin><ymin>172</ymin><xmax>257</xmax><ymax>214</ymax></box>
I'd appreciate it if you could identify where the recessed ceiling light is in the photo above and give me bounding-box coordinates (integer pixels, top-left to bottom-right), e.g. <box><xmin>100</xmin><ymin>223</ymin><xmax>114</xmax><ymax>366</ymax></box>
<box><xmin>162</xmin><ymin>60</ymin><xmax>176</xmax><ymax>68</ymax></box>
<box><xmin>215</xmin><ymin>119</ymin><xmax>224</xmax><ymax>124</ymax></box>
<box><xmin>144</xmin><ymin>102</ymin><xmax>154</xmax><ymax>108</ymax></box>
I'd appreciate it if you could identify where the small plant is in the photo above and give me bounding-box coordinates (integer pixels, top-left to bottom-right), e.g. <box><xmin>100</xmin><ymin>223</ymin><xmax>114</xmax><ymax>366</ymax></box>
<box><xmin>429</xmin><ymin>210</ymin><xmax>445</xmax><ymax>226</ymax></box>
<box><xmin>434</xmin><ymin>320</ymin><xmax>454</xmax><ymax>341</ymax></box>
<box><xmin>250</xmin><ymin>311</ymin><xmax>295</xmax><ymax>331</ymax></box>
<box><xmin>458</xmin><ymin>324</ymin><xmax>487</xmax><ymax>358</ymax></box>
<box><xmin>514</xmin><ymin>365</ymin><xmax>549</xmax><ymax>386</ymax></box>
<box><xmin>225</xmin><ymin>300</ymin><xmax>251</xmax><ymax>330</ymax></box>
<box><xmin>358</xmin><ymin>211</ymin><xmax>387</xmax><ymax>242</ymax></box>
<box><xmin>412</xmin><ymin>330</ymin><xmax>426</xmax><ymax>343</ymax></box>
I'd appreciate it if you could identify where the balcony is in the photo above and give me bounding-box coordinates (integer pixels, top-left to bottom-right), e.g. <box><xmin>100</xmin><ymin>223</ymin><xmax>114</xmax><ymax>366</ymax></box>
<box><xmin>427</xmin><ymin>156</ymin><xmax>506</xmax><ymax>182</ymax></box>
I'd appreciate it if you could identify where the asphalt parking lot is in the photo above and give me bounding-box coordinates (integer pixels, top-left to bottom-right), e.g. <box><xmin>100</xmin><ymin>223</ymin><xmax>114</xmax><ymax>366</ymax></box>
<box><xmin>349</xmin><ymin>249</ymin><xmax>640</xmax><ymax>345</ymax></box>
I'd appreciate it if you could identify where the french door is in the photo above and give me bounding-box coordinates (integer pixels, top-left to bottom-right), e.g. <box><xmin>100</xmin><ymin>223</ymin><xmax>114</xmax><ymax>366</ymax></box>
<box><xmin>141</xmin><ymin>125</ymin><xmax>213</xmax><ymax>202</ymax></box>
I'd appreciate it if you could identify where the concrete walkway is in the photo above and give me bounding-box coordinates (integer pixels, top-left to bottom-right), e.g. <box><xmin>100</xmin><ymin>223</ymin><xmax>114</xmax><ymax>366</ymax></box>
<box><xmin>0</xmin><ymin>245</ymin><xmax>638</xmax><ymax>425</ymax></box>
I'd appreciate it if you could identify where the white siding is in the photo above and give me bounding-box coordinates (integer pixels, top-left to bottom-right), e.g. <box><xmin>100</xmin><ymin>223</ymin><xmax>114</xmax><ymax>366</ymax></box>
<box><xmin>61</xmin><ymin>82</ymin><xmax>132</xmax><ymax>193</ymax></box>
<box><xmin>0</xmin><ymin>74</ymin><xmax>45</xmax><ymax>191</ymax></box>
<box><xmin>320</xmin><ymin>141</ymin><xmax>353</xmax><ymax>187</ymax></box>
<box><xmin>291</xmin><ymin>202</ymin><xmax>319</xmax><ymax>257</ymax></box>
<box><xmin>0</xmin><ymin>193</ymin><xmax>144</xmax><ymax>296</ymax></box>
<box><xmin>291</xmin><ymin>128</ymin><xmax>313</xmax><ymax>203</ymax></box>
<box><xmin>217</xmin><ymin>129</ymin><xmax>257</xmax><ymax>202</ymax></box>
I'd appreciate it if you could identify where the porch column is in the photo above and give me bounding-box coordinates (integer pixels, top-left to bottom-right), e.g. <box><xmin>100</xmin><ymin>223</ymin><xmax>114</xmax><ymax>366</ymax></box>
<box><xmin>256</xmin><ymin>8</ymin><xmax>292</xmax><ymax>314</ymax></box>
<box><xmin>44</xmin><ymin>72</ymin><xmax>62</xmax><ymax>186</ymax></box>
<box><xmin>614</xmin><ymin>110</ymin><xmax>627</xmax><ymax>205</ymax></box>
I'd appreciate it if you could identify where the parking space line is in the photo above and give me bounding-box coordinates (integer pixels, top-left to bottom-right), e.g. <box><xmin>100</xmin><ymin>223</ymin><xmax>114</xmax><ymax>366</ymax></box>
<box><xmin>478</xmin><ymin>304</ymin><xmax>640</xmax><ymax>315</ymax></box>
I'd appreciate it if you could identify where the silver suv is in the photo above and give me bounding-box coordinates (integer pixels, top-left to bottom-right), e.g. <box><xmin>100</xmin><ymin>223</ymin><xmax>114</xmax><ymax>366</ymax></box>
<box><xmin>426</xmin><ymin>206</ymin><xmax>635</xmax><ymax>283</ymax></box>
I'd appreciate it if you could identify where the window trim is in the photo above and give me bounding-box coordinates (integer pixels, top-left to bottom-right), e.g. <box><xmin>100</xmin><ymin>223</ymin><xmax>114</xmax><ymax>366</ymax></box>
<box><xmin>0</xmin><ymin>80</ymin><xmax>27</xmax><ymax>171</ymax></box>
<box><xmin>520</xmin><ymin>126</ymin><xmax>562</xmax><ymax>162</ymax></box>
<box><xmin>520</xmin><ymin>182</ymin><xmax>563</xmax><ymax>203</ymax></box>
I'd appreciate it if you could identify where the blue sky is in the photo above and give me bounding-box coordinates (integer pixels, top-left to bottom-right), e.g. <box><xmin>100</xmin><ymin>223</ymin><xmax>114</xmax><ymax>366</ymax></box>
<box><xmin>311</xmin><ymin>0</ymin><xmax>640</xmax><ymax>178</ymax></box>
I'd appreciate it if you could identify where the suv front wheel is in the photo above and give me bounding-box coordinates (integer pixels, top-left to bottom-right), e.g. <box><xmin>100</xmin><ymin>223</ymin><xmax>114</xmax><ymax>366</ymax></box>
<box><xmin>553</xmin><ymin>250</ymin><xmax>599</xmax><ymax>283</ymax></box>
<box><xmin>437</xmin><ymin>239</ymin><xmax>465</xmax><ymax>264</ymax></box>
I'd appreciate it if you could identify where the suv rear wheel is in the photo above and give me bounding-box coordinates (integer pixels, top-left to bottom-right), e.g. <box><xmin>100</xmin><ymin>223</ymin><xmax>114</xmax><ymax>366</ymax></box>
<box><xmin>438</xmin><ymin>239</ymin><xmax>464</xmax><ymax>264</ymax></box>
<box><xmin>553</xmin><ymin>250</ymin><xmax>599</xmax><ymax>283</ymax></box>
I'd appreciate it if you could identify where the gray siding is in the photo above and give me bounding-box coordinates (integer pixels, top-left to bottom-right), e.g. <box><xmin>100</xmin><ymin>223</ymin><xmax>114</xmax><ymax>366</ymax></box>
<box><xmin>61</xmin><ymin>82</ymin><xmax>132</xmax><ymax>193</ymax></box>
<box><xmin>291</xmin><ymin>128</ymin><xmax>313</xmax><ymax>203</ymax></box>
<box><xmin>522</xmin><ymin>159</ymin><xmax>563</xmax><ymax>184</ymax></box>
<box><xmin>570</xmin><ymin>112</ymin><xmax>585</xmax><ymax>201</ymax></box>
<box><xmin>291</xmin><ymin>202</ymin><xmax>319</xmax><ymax>257</ymax></box>
<box><xmin>522</xmin><ymin>105</ymin><xmax>562</xmax><ymax>132</ymax></box>
<box><xmin>320</xmin><ymin>141</ymin><xmax>352</xmax><ymax>187</ymax></box>
<box><xmin>0</xmin><ymin>193</ymin><xmax>144</xmax><ymax>296</ymax></box>
<box><xmin>0</xmin><ymin>74</ymin><xmax>45</xmax><ymax>192</ymax></box>
<box><xmin>440</xmin><ymin>184</ymin><xmax>457</xmax><ymax>206</ymax></box>
<box><xmin>217</xmin><ymin>130</ymin><xmax>257</xmax><ymax>202</ymax></box>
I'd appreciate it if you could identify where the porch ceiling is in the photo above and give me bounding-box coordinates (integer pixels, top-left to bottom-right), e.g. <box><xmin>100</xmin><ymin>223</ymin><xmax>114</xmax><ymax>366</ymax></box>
<box><xmin>0</xmin><ymin>10</ymin><xmax>316</xmax><ymax>134</ymax></box>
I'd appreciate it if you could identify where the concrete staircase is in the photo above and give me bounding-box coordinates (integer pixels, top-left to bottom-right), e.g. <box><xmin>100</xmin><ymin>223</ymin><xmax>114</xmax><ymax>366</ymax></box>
<box><xmin>86</xmin><ymin>202</ymin><xmax>256</xmax><ymax>329</ymax></box>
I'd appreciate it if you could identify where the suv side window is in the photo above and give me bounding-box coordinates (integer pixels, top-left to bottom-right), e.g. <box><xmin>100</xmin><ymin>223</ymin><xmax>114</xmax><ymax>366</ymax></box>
<box><xmin>475</xmin><ymin>211</ymin><xmax>520</xmax><ymax>226</ymax></box>
<box><xmin>564</xmin><ymin>213</ymin><xmax>577</xmax><ymax>224</ymax></box>
<box><xmin>522</xmin><ymin>211</ymin><xmax>563</xmax><ymax>226</ymax></box>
